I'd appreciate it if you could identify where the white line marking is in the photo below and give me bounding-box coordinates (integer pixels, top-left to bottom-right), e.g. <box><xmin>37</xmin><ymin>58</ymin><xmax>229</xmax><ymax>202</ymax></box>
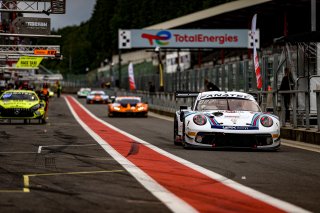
<box><xmin>282</xmin><ymin>139</ymin><xmax>320</xmax><ymax>153</ymax></box>
<box><xmin>66</xmin><ymin>96</ymin><xmax>311</xmax><ymax>213</ymax></box>
<box><xmin>0</xmin><ymin>152</ymin><xmax>38</xmax><ymax>154</ymax></box>
<box><xmin>37</xmin><ymin>144</ymin><xmax>97</xmax><ymax>154</ymax></box>
<box><xmin>149</xmin><ymin>111</ymin><xmax>174</xmax><ymax>121</ymax></box>
<box><xmin>65</xmin><ymin>97</ymin><xmax>198</xmax><ymax>213</ymax></box>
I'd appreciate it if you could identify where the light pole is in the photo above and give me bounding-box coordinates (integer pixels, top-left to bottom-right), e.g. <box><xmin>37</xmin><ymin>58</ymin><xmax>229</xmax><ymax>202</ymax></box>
<box><xmin>110</xmin><ymin>61</ymin><xmax>114</xmax><ymax>87</ymax></box>
<box><xmin>155</xmin><ymin>46</ymin><xmax>164</xmax><ymax>92</ymax></box>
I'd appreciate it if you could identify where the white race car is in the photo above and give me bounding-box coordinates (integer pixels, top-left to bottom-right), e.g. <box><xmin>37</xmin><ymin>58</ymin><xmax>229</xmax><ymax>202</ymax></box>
<box><xmin>174</xmin><ymin>91</ymin><xmax>280</xmax><ymax>150</ymax></box>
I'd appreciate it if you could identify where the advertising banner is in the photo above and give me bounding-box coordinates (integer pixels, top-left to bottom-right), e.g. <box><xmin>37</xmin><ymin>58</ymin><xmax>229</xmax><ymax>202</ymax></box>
<box><xmin>16</xmin><ymin>56</ymin><xmax>43</xmax><ymax>68</ymax></box>
<box><xmin>251</xmin><ymin>14</ymin><xmax>262</xmax><ymax>89</ymax></box>
<box><xmin>12</xmin><ymin>17</ymin><xmax>51</xmax><ymax>35</ymax></box>
<box><xmin>128</xmin><ymin>62</ymin><xmax>136</xmax><ymax>90</ymax></box>
<box><xmin>119</xmin><ymin>29</ymin><xmax>258</xmax><ymax>49</ymax></box>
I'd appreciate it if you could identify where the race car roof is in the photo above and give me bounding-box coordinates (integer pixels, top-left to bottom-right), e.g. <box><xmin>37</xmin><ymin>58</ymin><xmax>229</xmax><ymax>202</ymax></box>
<box><xmin>115</xmin><ymin>96</ymin><xmax>141</xmax><ymax>100</ymax></box>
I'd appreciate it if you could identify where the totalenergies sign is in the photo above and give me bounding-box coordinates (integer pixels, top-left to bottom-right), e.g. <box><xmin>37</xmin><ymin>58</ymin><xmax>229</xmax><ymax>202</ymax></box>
<box><xmin>119</xmin><ymin>29</ymin><xmax>258</xmax><ymax>49</ymax></box>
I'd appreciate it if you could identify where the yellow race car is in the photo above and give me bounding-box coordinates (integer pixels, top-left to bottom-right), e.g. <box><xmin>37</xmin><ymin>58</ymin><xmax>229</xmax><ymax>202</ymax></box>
<box><xmin>0</xmin><ymin>90</ymin><xmax>47</xmax><ymax>124</ymax></box>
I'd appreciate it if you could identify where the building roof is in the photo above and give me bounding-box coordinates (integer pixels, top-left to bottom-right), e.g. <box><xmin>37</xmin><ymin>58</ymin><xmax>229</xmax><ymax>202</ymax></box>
<box><xmin>145</xmin><ymin>0</ymin><xmax>272</xmax><ymax>29</ymax></box>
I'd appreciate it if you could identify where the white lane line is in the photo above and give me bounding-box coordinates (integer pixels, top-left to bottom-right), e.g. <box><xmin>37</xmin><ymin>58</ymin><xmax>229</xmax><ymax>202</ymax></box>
<box><xmin>148</xmin><ymin>111</ymin><xmax>174</xmax><ymax>121</ymax></box>
<box><xmin>65</xmin><ymin>97</ymin><xmax>198</xmax><ymax>213</ymax></box>
<box><xmin>67</xmin><ymin>96</ymin><xmax>310</xmax><ymax>213</ymax></box>
<box><xmin>37</xmin><ymin>144</ymin><xmax>97</xmax><ymax>154</ymax></box>
<box><xmin>0</xmin><ymin>152</ymin><xmax>38</xmax><ymax>154</ymax></box>
<box><xmin>282</xmin><ymin>139</ymin><xmax>320</xmax><ymax>153</ymax></box>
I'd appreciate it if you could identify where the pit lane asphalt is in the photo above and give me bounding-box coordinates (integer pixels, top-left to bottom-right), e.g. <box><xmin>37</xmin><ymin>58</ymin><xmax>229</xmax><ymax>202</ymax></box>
<box><xmin>0</xmin><ymin>96</ymin><xmax>170</xmax><ymax>213</ymax></box>
<box><xmin>0</xmin><ymin>95</ymin><xmax>319</xmax><ymax>213</ymax></box>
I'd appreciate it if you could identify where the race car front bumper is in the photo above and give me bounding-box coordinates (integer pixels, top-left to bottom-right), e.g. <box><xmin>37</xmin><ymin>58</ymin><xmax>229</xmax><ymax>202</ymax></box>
<box><xmin>185</xmin><ymin>132</ymin><xmax>280</xmax><ymax>150</ymax></box>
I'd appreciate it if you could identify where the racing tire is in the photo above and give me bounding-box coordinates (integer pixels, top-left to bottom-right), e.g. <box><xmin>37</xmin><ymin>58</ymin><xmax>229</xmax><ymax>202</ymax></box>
<box><xmin>173</xmin><ymin>116</ymin><xmax>180</xmax><ymax>146</ymax></box>
<box><xmin>41</xmin><ymin>116</ymin><xmax>47</xmax><ymax>124</ymax></box>
<box><xmin>181</xmin><ymin>120</ymin><xmax>191</xmax><ymax>149</ymax></box>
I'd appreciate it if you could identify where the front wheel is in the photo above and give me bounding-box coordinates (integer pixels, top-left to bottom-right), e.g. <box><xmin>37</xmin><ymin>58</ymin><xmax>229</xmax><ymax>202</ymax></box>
<box><xmin>173</xmin><ymin>116</ymin><xmax>180</xmax><ymax>145</ymax></box>
<box><xmin>181</xmin><ymin>120</ymin><xmax>190</xmax><ymax>149</ymax></box>
<box><xmin>41</xmin><ymin>115</ymin><xmax>47</xmax><ymax>124</ymax></box>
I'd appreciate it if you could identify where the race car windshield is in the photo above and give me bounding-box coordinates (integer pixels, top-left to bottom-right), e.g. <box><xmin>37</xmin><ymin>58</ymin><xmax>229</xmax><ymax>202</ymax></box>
<box><xmin>1</xmin><ymin>93</ymin><xmax>38</xmax><ymax>101</ymax></box>
<box><xmin>196</xmin><ymin>98</ymin><xmax>260</xmax><ymax>112</ymax></box>
<box><xmin>117</xmin><ymin>99</ymin><xmax>140</xmax><ymax>106</ymax></box>
<box><xmin>90</xmin><ymin>91</ymin><xmax>105</xmax><ymax>95</ymax></box>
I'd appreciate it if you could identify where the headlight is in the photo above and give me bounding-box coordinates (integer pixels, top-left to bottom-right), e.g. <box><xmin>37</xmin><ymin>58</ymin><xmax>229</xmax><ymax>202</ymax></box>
<box><xmin>193</xmin><ymin>114</ymin><xmax>207</xmax><ymax>125</ymax></box>
<box><xmin>31</xmin><ymin>104</ymin><xmax>40</xmax><ymax>111</ymax></box>
<box><xmin>87</xmin><ymin>95</ymin><xmax>94</xmax><ymax>99</ymax></box>
<box><xmin>260</xmin><ymin>116</ymin><xmax>273</xmax><ymax>127</ymax></box>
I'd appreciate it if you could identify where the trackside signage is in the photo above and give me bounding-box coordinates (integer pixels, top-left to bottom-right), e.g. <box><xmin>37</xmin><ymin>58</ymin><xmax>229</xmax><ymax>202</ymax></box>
<box><xmin>119</xmin><ymin>29</ymin><xmax>259</xmax><ymax>49</ymax></box>
<box><xmin>16</xmin><ymin>56</ymin><xmax>43</xmax><ymax>68</ymax></box>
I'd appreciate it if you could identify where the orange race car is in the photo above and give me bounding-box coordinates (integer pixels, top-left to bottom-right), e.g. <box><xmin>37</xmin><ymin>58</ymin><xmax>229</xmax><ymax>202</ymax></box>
<box><xmin>108</xmin><ymin>96</ymin><xmax>148</xmax><ymax>117</ymax></box>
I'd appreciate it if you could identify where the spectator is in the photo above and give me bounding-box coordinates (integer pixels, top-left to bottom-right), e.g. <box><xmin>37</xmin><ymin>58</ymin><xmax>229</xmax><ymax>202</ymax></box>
<box><xmin>148</xmin><ymin>81</ymin><xmax>155</xmax><ymax>94</ymax></box>
<box><xmin>56</xmin><ymin>81</ymin><xmax>62</xmax><ymax>98</ymax></box>
<box><xmin>204</xmin><ymin>79</ymin><xmax>220</xmax><ymax>91</ymax></box>
<box><xmin>148</xmin><ymin>81</ymin><xmax>156</xmax><ymax>104</ymax></box>
<box><xmin>40</xmin><ymin>83</ymin><xmax>50</xmax><ymax>113</ymax></box>
<box><xmin>279</xmin><ymin>67</ymin><xmax>294</xmax><ymax>122</ymax></box>
<box><xmin>19</xmin><ymin>81</ymin><xmax>30</xmax><ymax>90</ymax></box>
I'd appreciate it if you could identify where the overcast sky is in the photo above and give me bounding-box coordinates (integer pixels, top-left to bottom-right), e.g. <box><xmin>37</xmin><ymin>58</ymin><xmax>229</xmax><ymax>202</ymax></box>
<box><xmin>25</xmin><ymin>0</ymin><xmax>97</xmax><ymax>30</ymax></box>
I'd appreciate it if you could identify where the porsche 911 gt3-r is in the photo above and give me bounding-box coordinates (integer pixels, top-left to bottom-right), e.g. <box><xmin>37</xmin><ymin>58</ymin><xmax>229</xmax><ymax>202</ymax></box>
<box><xmin>0</xmin><ymin>90</ymin><xmax>47</xmax><ymax>124</ymax></box>
<box><xmin>174</xmin><ymin>91</ymin><xmax>280</xmax><ymax>150</ymax></box>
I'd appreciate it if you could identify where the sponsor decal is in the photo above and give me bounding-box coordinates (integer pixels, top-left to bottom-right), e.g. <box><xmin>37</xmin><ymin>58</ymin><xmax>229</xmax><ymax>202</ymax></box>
<box><xmin>141</xmin><ymin>31</ymin><xmax>240</xmax><ymax>46</ymax></box>
<box><xmin>200</xmin><ymin>93</ymin><xmax>251</xmax><ymax>100</ymax></box>
<box><xmin>212</xmin><ymin>125</ymin><xmax>258</xmax><ymax>130</ymax></box>
<box><xmin>14</xmin><ymin>109</ymin><xmax>20</xmax><ymax>115</ymax></box>
<box><xmin>3</xmin><ymin>93</ymin><xmax>12</xmax><ymax>98</ymax></box>
<box><xmin>141</xmin><ymin>30</ymin><xmax>171</xmax><ymax>46</ymax></box>
<box><xmin>173</xmin><ymin>33</ymin><xmax>238</xmax><ymax>44</ymax></box>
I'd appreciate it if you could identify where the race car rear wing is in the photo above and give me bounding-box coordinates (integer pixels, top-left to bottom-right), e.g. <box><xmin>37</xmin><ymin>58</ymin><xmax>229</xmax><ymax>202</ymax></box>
<box><xmin>175</xmin><ymin>91</ymin><xmax>199</xmax><ymax>99</ymax></box>
<box><xmin>175</xmin><ymin>91</ymin><xmax>199</xmax><ymax>113</ymax></box>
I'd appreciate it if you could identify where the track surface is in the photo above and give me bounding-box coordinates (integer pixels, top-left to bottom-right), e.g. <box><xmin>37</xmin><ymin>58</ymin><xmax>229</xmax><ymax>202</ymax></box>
<box><xmin>0</xmin><ymin>95</ymin><xmax>319</xmax><ymax>212</ymax></box>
